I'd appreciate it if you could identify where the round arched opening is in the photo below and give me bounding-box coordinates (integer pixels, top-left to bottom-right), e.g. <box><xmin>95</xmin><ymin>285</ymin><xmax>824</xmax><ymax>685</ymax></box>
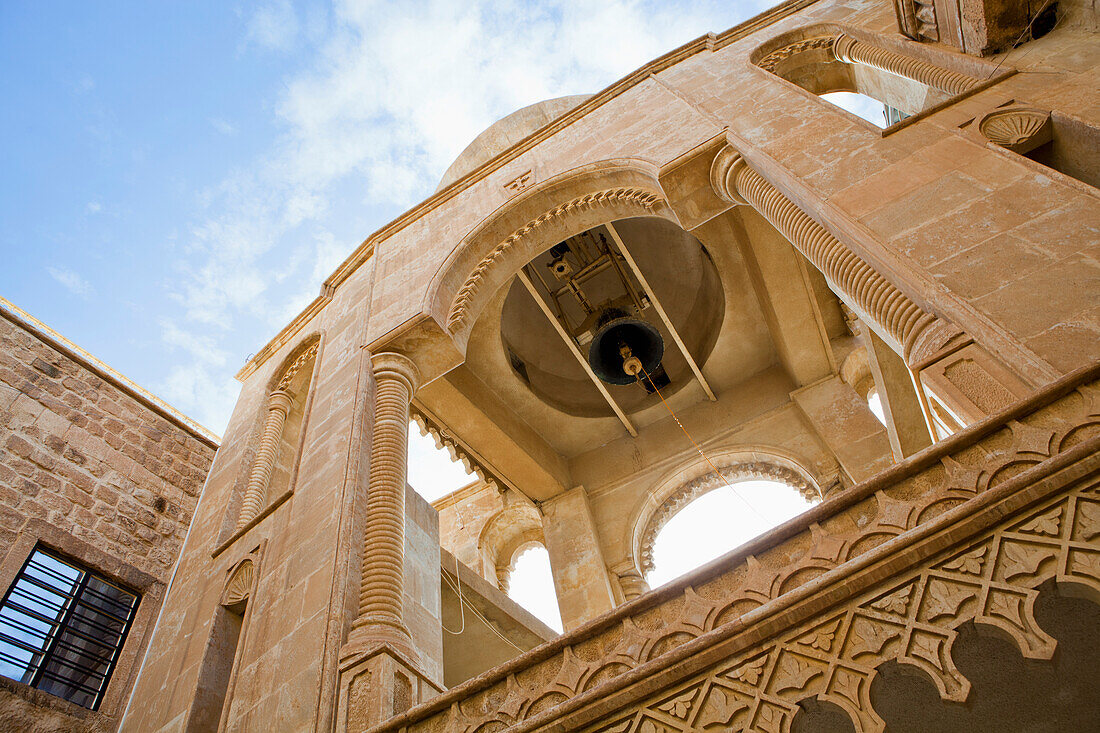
<box><xmin>647</xmin><ymin>479</ymin><xmax>815</xmax><ymax>589</ymax></box>
<box><xmin>505</xmin><ymin>544</ymin><xmax>562</xmax><ymax>633</ymax></box>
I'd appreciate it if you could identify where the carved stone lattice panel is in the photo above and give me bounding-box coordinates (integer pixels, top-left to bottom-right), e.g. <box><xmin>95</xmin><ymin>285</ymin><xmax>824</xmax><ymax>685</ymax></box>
<box><xmin>586</xmin><ymin>487</ymin><xmax>1100</xmax><ymax>733</ymax></box>
<box><xmin>377</xmin><ymin>373</ymin><xmax>1099</xmax><ymax>733</ymax></box>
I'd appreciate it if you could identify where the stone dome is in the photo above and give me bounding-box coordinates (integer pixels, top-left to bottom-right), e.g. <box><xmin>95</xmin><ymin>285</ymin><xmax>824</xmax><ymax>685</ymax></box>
<box><xmin>436</xmin><ymin>94</ymin><xmax>592</xmax><ymax>191</ymax></box>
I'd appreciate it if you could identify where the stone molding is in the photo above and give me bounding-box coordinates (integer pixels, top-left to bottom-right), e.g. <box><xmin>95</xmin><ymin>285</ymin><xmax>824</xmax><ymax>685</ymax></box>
<box><xmin>411</xmin><ymin>409</ymin><xmax>502</xmax><ymax>492</ymax></box>
<box><xmin>446</xmin><ymin>187</ymin><xmax>663</xmax><ymax>334</ymax></box>
<box><xmin>637</xmin><ymin>461</ymin><xmax>819</xmax><ymax>573</ymax></box>
<box><xmin>755</xmin><ymin>35</ymin><xmax>836</xmax><ymax>72</ymax></box>
<box><xmin>364</xmin><ymin>365</ymin><xmax>1100</xmax><ymax>733</ymax></box>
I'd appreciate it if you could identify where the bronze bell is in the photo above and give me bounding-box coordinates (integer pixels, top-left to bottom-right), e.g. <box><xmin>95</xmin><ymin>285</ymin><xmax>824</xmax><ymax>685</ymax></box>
<box><xmin>588</xmin><ymin>308</ymin><xmax>665</xmax><ymax>385</ymax></box>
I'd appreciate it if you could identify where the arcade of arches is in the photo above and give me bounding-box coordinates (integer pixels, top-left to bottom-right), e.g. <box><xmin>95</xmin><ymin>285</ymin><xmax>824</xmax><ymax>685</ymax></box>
<box><xmin>89</xmin><ymin>0</ymin><xmax>1100</xmax><ymax>732</ymax></box>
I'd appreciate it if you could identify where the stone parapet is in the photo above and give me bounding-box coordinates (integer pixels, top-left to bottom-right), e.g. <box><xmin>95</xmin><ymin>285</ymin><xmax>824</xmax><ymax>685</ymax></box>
<box><xmin>367</xmin><ymin>363</ymin><xmax>1100</xmax><ymax>733</ymax></box>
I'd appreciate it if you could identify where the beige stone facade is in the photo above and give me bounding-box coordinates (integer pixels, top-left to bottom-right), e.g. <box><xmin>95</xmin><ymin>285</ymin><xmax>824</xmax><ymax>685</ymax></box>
<box><xmin>4</xmin><ymin>0</ymin><xmax>1098</xmax><ymax>730</ymax></box>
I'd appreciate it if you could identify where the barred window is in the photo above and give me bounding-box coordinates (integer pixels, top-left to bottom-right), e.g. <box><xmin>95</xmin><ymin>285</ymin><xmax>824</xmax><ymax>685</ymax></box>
<box><xmin>0</xmin><ymin>546</ymin><xmax>139</xmax><ymax>710</ymax></box>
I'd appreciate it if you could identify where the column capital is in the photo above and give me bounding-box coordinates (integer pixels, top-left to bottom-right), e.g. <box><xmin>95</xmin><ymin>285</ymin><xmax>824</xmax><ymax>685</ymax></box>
<box><xmin>708</xmin><ymin>144</ymin><xmax>749</xmax><ymax>206</ymax></box>
<box><xmin>267</xmin><ymin>388</ymin><xmax>294</xmax><ymax>413</ymax></box>
<box><xmin>370</xmin><ymin>351</ymin><xmax>420</xmax><ymax>394</ymax></box>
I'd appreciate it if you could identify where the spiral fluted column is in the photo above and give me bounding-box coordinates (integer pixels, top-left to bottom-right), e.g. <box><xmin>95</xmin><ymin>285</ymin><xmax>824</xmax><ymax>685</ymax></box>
<box><xmin>711</xmin><ymin>147</ymin><xmax>959</xmax><ymax>364</ymax></box>
<box><xmin>832</xmin><ymin>33</ymin><xmax>978</xmax><ymax>96</ymax></box>
<box><xmin>349</xmin><ymin>351</ymin><xmax>420</xmax><ymax>651</ymax></box>
<box><xmin>237</xmin><ymin>389</ymin><xmax>293</xmax><ymax>530</ymax></box>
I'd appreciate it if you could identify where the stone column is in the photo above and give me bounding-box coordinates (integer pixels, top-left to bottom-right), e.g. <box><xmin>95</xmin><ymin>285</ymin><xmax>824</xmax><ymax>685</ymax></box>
<box><xmin>831</xmin><ymin>33</ymin><xmax>978</xmax><ymax>96</ymax></box>
<box><xmin>347</xmin><ymin>351</ymin><xmax>420</xmax><ymax>653</ymax></box>
<box><xmin>337</xmin><ymin>352</ymin><xmax>442</xmax><ymax>732</ymax></box>
<box><xmin>237</xmin><ymin>389</ymin><xmax>293</xmax><ymax>530</ymax></box>
<box><xmin>711</xmin><ymin>148</ymin><xmax>956</xmax><ymax>365</ymax></box>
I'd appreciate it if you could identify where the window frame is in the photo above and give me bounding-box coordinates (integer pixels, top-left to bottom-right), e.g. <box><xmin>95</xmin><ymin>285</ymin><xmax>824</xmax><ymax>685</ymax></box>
<box><xmin>0</xmin><ymin>519</ymin><xmax>164</xmax><ymax>721</ymax></box>
<box><xmin>0</xmin><ymin>544</ymin><xmax>140</xmax><ymax>710</ymax></box>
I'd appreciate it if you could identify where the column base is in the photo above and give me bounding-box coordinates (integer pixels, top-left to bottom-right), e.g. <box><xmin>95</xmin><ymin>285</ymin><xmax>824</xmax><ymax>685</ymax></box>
<box><xmin>335</xmin><ymin>642</ymin><xmax>442</xmax><ymax>732</ymax></box>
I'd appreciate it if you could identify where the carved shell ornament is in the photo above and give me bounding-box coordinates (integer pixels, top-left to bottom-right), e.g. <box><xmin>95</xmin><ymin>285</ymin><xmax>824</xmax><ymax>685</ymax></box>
<box><xmin>978</xmin><ymin>108</ymin><xmax>1052</xmax><ymax>153</ymax></box>
<box><xmin>223</xmin><ymin>559</ymin><xmax>254</xmax><ymax>607</ymax></box>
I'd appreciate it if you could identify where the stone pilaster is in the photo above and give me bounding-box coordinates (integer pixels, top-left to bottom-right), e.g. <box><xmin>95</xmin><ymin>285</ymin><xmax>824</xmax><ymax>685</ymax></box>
<box><xmin>237</xmin><ymin>389</ymin><xmax>292</xmax><ymax>530</ymax></box>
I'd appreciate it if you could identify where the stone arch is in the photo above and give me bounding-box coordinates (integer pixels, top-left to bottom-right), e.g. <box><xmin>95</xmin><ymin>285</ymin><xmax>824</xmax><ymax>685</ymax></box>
<box><xmin>629</xmin><ymin>448</ymin><xmax>824</xmax><ymax>574</ymax></box>
<box><xmin>223</xmin><ymin>331</ymin><xmax>323</xmax><ymax>538</ymax></box>
<box><xmin>426</xmin><ymin>158</ymin><xmax>677</xmax><ymax>352</ymax></box>
<box><xmin>477</xmin><ymin>501</ymin><xmax>545</xmax><ymax>592</ymax></box>
<box><xmin>220</xmin><ymin>558</ymin><xmax>256</xmax><ymax>610</ymax></box>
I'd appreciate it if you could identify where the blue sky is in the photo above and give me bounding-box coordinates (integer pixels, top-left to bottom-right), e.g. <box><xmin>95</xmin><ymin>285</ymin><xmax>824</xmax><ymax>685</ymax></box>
<box><xmin>1</xmin><ymin>0</ymin><xmax>795</xmax><ymax>435</ymax></box>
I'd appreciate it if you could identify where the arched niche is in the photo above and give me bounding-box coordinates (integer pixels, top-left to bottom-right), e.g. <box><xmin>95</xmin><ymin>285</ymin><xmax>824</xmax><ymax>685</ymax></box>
<box><xmin>426</xmin><ymin>159</ymin><xmax>677</xmax><ymax>354</ymax></box>
<box><xmin>750</xmin><ymin>23</ymin><xmax>963</xmax><ymax>122</ymax></box>
<box><xmin>629</xmin><ymin>449</ymin><xmax>825</xmax><ymax>575</ymax></box>
<box><xmin>477</xmin><ymin>501</ymin><xmax>545</xmax><ymax>592</ymax></box>
<box><xmin>216</xmin><ymin>332</ymin><xmax>323</xmax><ymax>549</ymax></box>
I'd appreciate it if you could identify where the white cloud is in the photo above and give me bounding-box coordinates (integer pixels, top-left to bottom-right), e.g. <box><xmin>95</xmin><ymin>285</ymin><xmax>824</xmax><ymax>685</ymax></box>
<box><xmin>48</xmin><ymin>267</ymin><xmax>94</xmax><ymax>297</ymax></box>
<box><xmin>245</xmin><ymin>0</ymin><xmax>300</xmax><ymax>52</ymax></box>
<box><xmin>85</xmin><ymin>201</ymin><xmax>102</xmax><ymax>214</ymax></box>
<box><xmin>160</xmin><ymin>320</ymin><xmax>229</xmax><ymax>367</ymax></box>
<box><xmin>165</xmin><ymin>0</ymin><xmax>762</xmax><ymax>432</ymax></box>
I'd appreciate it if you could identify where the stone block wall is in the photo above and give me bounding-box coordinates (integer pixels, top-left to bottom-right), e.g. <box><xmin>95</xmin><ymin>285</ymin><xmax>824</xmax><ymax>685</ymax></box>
<box><xmin>0</xmin><ymin>299</ymin><xmax>217</xmax><ymax>731</ymax></box>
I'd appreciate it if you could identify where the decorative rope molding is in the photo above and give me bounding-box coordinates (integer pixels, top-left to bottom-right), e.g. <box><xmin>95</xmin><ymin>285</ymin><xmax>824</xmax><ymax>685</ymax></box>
<box><xmin>756</xmin><ymin>35</ymin><xmax>836</xmax><ymax>72</ymax></box>
<box><xmin>638</xmin><ymin>461</ymin><xmax>819</xmax><ymax>573</ymax></box>
<box><xmin>446</xmin><ymin>187</ymin><xmax>663</xmax><ymax>333</ymax></box>
<box><xmin>276</xmin><ymin>341</ymin><xmax>319</xmax><ymax>391</ymax></box>
<box><xmin>710</xmin><ymin>147</ymin><xmax>963</xmax><ymax>365</ymax></box>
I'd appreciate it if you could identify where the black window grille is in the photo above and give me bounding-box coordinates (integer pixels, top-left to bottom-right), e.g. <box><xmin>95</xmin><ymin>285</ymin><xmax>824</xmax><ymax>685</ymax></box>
<box><xmin>0</xmin><ymin>546</ymin><xmax>139</xmax><ymax>710</ymax></box>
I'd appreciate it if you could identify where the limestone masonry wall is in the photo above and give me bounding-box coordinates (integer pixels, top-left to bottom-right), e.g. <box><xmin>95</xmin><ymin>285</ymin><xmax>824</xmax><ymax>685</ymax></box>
<box><xmin>0</xmin><ymin>302</ymin><xmax>217</xmax><ymax>731</ymax></box>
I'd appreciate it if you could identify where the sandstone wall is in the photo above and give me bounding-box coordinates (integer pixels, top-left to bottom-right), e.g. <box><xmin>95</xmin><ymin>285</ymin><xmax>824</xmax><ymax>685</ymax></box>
<box><xmin>0</xmin><ymin>300</ymin><xmax>217</xmax><ymax>731</ymax></box>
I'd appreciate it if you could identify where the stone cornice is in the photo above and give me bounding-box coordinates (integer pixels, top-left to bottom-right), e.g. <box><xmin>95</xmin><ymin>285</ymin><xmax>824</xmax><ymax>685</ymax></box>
<box><xmin>0</xmin><ymin>296</ymin><xmax>220</xmax><ymax>447</ymax></box>
<box><xmin>236</xmin><ymin>0</ymin><xmax>822</xmax><ymax>380</ymax></box>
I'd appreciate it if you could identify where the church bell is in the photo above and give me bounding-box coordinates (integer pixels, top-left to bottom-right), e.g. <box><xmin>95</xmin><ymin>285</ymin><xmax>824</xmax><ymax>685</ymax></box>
<box><xmin>587</xmin><ymin>308</ymin><xmax>665</xmax><ymax>385</ymax></box>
